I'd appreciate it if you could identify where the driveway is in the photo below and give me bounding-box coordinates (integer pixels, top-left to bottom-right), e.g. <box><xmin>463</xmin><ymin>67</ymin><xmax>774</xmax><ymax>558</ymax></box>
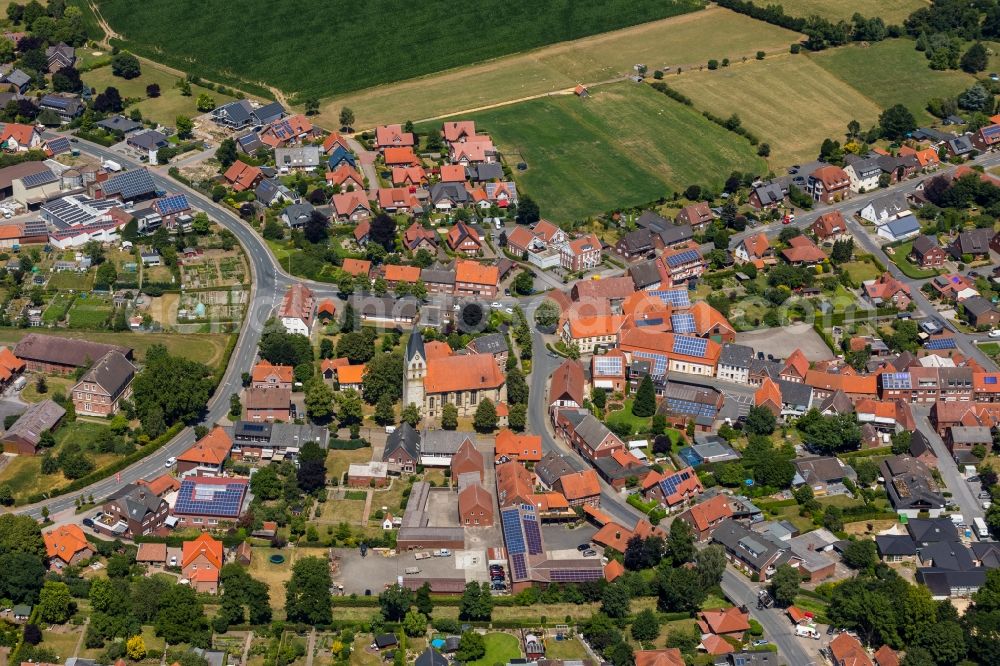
<box><xmin>912</xmin><ymin>406</ymin><xmax>984</xmax><ymax>522</ymax></box>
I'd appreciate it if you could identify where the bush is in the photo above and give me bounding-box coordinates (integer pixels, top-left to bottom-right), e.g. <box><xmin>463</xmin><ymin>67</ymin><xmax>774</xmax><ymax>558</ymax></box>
<box><xmin>707</xmin><ymin>59</ymin><xmax>719</xmax><ymax>70</ymax></box>
<box><xmin>749</xmin><ymin>619</ymin><xmax>763</xmax><ymax>636</ymax></box>
<box><xmin>790</xmin><ymin>43</ymin><xmax>801</xmax><ymax>54</ymax></box>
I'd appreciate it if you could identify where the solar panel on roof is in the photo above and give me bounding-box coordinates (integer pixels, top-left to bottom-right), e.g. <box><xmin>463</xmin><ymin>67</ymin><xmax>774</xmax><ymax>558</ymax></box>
<box><xmin>924</xmin><ymin>337</ymin><xmax>957</xmax><ymax>350</ymax></box>
<box><xmin>672</xmin><ymin>335</ymin><xmax>708</xmax><ymax>358</ymax></box>
<box><xmin>104</xmin><ymin>169</ymin><xmax>156</xmax><ymax>200</ymax></box>
<box><xmin>882</xmin><ymin>372</ymin><xmax>912</xmax><ymax>390</ymax></box>
<box><xmin>665</xmin><ymin>249</ymin><xmax>700</xmax><ymax>267</ymax></box>
<box><xmin>986</xmin><ymin>376</ymin><xmax>998</xmax><ymax>385</ymax></box>
<box><xmin>510</xmin><ymin>552</ymin><xmax>528</xmax><ymax>579</ymax></box>
<box><xmin>46</xmin><ymin>136</ymin><xmax>71</xmax><ymax>155</ymax></box>
<box><xmin>658</xmin><ymin>469</ymin><xmax>692</xmax><ymax>497</ymax></box>
<box><xmin>671</xmin><ymin>313</ymin><xmax>696</xmax><ymax>334</ymax></box>
<box><xmin>174</xmin><ymin>480</ymin><xmax>246</xmax><ymax>517</ymax></box>
<box><xmin>501</xmin><ymin>508</ymin><xmax>526</xmax><ymax>554</ymax></box>
<box><xmin>665</xmin><ymin>397</ymin><xmax>717</xmax><ymax>419</ymax></box>
<box><xmin>524</xmin><ymin>518</ymin><xmax>543</xmax><ymax>555</ymax></box>
<box><xmin>651</xmin><ymin>289</ymin><xmax>690</xmax><ymax>308</ymax></box>
<box><xmin>21</xmin><ymin>170</ymin><xmax>57</xmax><ymax>188</ymax></box>
<box><xmin>549</xmin><ymin>568</ymin><xmax>603</xmax><ymax>583</ymax></box>
<box><xmin>593</xmin><ymin>356</ymin><xmax>623</xmax><ymax>376</ymax></box>
<box><xmin>633</xmin><ymin>351</ymin><xmax>667</xmax><ymax>377</ymax></box>
<box><xmin>156</xmin><ymin>194</ymin><xmax>189</xmax><ymax>215</ymax></box>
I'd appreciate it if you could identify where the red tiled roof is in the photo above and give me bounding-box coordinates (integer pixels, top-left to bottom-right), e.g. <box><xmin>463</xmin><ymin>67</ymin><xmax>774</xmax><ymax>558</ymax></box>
<box><xmin>181</xmin><ymin>533</ymin><xmax>223</xmax><ymax>569</ymax></box>
<box><xmin>454</xmin><ymin>259</ymin><xmax>497</xmax><ymax>286</ymax></box>
<box><xmin>440</xmin><ymin>164</ymin><xmax>466</xmax><ymax>182</ymax></box>
<box><xmin>383</xmin><ymin>264</ymin><xmax>421</xmax><ymax>283</ymax></box>
<box><xmin>252</xmin><ymin>359</ymin><xmax>293</xmax><ymax>383</ymax></box>
<box><xmin>495</xmin><ymin>429</ymin><xmax>542</xmax><ymax>462</ymax></box>
<box><xmin>829</xmin><ymin>633</ymin><xmax>873</xmax><ymax>666</ymax></box>
<box><xmin>44</xmin><ymin>524</ymin><xmax>90</xmax><ymax>563</ymax></box>
<box><xmin>557</xmin><ymin>469</ymin><xmax>601</xmax><ymax>500</ymax></box>
<box><xmin>604</xmin><ymin>559</ymin><xmax>625</xmax><ymax>582</ymax></box>
<box><xmin>425</xmin><ymin>353</ymin><xmax>504</xmax><ymax>394</ymax></box>
<box><xmin>698</xmin><ymin>607</ymin><xmax>750</xmax><ymax>634</ymax></box>
<box><xmin>224</xmin><ymin>161</ymin><xmax>262</xmax><ymax>191</ymax></box>
<box><xmin>177</xmin><ymin>427</ymin><xmax>232</xmax><ymax>466</ymax></box>
<box><xmin>682</xmin><ymin>494</ymin><xmax>733</xmax><ymax>532</ymax></box>
<box><xmin>341</xmin><ymin>258</ymin><xmax>371</xmax><ymax>277</ymax></box>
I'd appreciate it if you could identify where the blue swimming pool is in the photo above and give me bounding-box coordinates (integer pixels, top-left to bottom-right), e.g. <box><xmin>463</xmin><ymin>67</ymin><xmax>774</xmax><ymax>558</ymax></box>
<box><xmin>677</xmin><ymin>446</ymin><xmax>702</xmax><ymax>468</ymax></box>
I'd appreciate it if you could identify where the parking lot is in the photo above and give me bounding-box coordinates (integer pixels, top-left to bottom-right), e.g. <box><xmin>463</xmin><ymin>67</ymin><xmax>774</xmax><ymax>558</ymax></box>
<box><xmin>542</xmin><ymin>522</ymin><xmax>599</xmax><ymax>552</ymax></box>
<box><xmin>333</xmin><ymin>546</ymin><xmax>490</xmax><ymax>595</ymax></box>
<box><xmin>736</xmin><ymin>322</ymin><xmax>835</xmax><ymax>361</ymax></box>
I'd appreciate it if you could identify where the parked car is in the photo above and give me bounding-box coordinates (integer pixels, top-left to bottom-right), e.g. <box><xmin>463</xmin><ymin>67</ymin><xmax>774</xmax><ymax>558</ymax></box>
<box><xmin>490</xmin><ymin>301</ymin><xmax>502</xmax><ymax>310</ymax></box>
<box><xmin>165</xmin><ymin>456</ymin><xmax>176</xmax><ymax>468</ymax></box>
<box><xmin>577</xmin><ymin>543</ymin><xmax>591</xmax><ymax>551</ymax></box>
<box><xmin>82</xmin><ymin>518</ymin><xmax>94</xmax><ymax>528</ymax></box>
<box><xmin>979</xmin><ymin>491</ymin><xmax>992</xmax><ymax>499</ymax></box>
<box><xmin>583</xmin><ymin>549</ymin><xmax>597</xmax><ymax>557</ymax></box>
<box><xmin>989</xmin><ymin>329</ymin><xmax>1000</xmax><ymax>338</ymax></box>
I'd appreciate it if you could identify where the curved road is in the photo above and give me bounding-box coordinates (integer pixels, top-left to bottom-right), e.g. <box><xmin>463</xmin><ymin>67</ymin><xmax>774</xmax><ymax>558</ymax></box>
<box><xmin>15</xmin><ymin>134</ymin><xmax>346</xmax><ymax>520</ymax></box>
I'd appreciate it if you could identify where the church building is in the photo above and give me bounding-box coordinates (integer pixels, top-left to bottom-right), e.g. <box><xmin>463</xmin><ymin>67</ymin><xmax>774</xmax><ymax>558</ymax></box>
<box><xmin>402</xmin><ymin>331</ymin><xmax>506</xmax><ymax>420</ymax></box>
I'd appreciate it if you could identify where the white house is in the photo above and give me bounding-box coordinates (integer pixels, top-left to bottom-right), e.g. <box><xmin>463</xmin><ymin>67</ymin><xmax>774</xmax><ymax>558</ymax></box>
<box><xmin>859</xmin><ymin>192</ymin><xmax>910</xmax><ymax>225</ymax></box>
<box><xmin>844</xmin><ymin>156</ymin><xmax>882</xmax><ymax>193</ymax></box>
<box><xmin>278</xmin><ymin>283</ymin><xmax>315</xmax><ymax>335</ymax></box>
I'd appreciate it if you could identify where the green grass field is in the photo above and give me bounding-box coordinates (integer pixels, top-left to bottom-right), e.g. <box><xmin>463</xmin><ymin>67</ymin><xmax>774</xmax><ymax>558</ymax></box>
<box><xmin>66</xmin><ymin>294</ymin><xmax>113</xmax><ymax>329</ymax></box>
<box><xmin>82</xmin><ymin>63</ymin><xmax>236</xmax><ymax>127</ymax></box>
<box><xmin>42</xmin><ymin>292</ymin><xmax>76</xmax><ymax>325</ymax></box>
<box><xmin>810</xmin><ymin>38</ymin><xmax>975</xmax><ymax>124</ymax></box>
<box><xmin>465</xmin><ymin>634</ymin><xmax>522</xmax><ymax>666</ymax></box>
<box><xmin>670</xmin><ymin>53</ymin><xmax>883</xmax><ymax>167</ymax></box>
<box><xmin>96</xmin><ymin>0</ymin><xmax>704</xmax><ymax>100</ymax></box>
<box><xmin>888</xmin><ymin>240</ymin><xmax>940</xmax><ymax>279</ymax></box>
<box><xmin>465</xmin><ymin>82</ymin><xmax>766</xmax><ymax>222</ymax></box>
<box><xmin>775</xmin><ymin>0</ymin><xmax>926</xmax><ymax>23</ymax></box>
<box><xmin>318</xmin><ymin>6</ymin><xmax>800</xmax><ymax>127</ymax></box>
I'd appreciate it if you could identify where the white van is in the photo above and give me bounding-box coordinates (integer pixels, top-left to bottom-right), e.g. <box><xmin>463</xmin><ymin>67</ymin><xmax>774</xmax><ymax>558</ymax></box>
<box><xmin>795</xmin><ymin>625</ymin><xmax>820</xmax><ymax>639</ymax></box>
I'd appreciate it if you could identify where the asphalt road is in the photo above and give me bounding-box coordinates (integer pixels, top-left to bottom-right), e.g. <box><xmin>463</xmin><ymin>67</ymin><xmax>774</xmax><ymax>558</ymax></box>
<box><xmin>14</xmin><ymin>134</ymin><xmax>346</xmax><ymax>520</ymax></box>
<box><xmin>913</xmin><ymin>406</ymin><xmax>985</xmax><ymax>523</ymax></box>
<box><xmin>721</xmin><ymin>569</ymin><xmax>815</xmax><ymax>666</ymax></box>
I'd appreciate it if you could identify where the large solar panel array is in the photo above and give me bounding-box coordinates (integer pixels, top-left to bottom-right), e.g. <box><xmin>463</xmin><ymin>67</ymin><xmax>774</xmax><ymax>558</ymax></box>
<box><xmin>651</xmin><ymin>288</ymin><xmax>690</xmax><ymax>308</ymax></box>
<box><xmin>103</xmin><ymin>169</ymin><xmax>156</xmax><ymax>200</ymax></box>
<box><xmin>665</xmin><ymin>249</ymin><xmax>700</xmax><ymax>267</ymax></box>
<box><xmin>593</xmin><ymin>355</ymin><xmax>623</xmax><ymax>376</ymax></box>
<box><xmin>22</xmin><ymin>219</ymin><xmax>47</xmax><ymax>236</ymax></box>
<box><xmin>174</xmin><ymin>479</ymin><xmax>246</xmax><ymax>517</ymax></box>
<box><xmin>155</xmin><ymin>194</ymin><xmax>189</xmax><ymax>216</ymax></box>
<box><xmin>924</xmin><ymin>337</ymin><xmax>957</xmax><ymax>350</ymax></box>
<box><xmin>501</xmin><ymin>508</ymin><xmax>526</xmax><ymax>554</ymax></box>
<box><xmin>665</xmin><ymin>397</ymin><xmax>717</xmax><ymax>419</ymax></box>
<box><xmin>510</xmin><ymin>552</ymin><xmax>528</xmax><ymax>580</ymax></box>
<box><xmin>22</xmin><ymin>170</ymin><xmax>58</xmax><ymax>188</ymax></box>
<box><xmin>523</xmin><ymin>513</ymin><xmax>543</xmax><ymax>555</ymax></box>
<box><xmin>271</xmin><ymin>120</ymin><xmax>295</xmax><ymax>140</ymax></box>
<box><xmin>42</xmin><ymin>95</ymin><xmax>73</xmax><ymax>110</ymax></box>
<box><xmin>672</xmin><ymin>334</ymin><xmax>708</xmax><ymax>358</ymax></box>
<box><xmin>633</xmin><ymin>351</ymin><xmax>668</xmax><ymax>377</ymax></box>
<box><xmin>671</xmin><ymin>312</ymin><xmax>696</xmax><ymax>334</ymax></box>
<box><xmin>882</xmin><ymin>372</ymin><xmax>912</xmax><ymax>390</ymax></box>
<box><xmin>549</xmin><ymin>568</ymin><xmax>604</xmax><ymax>583</ymax></box>
<box><xmin>658</xmin><ymin>469</ymin><xmax>693</xmax><ymax>498</ymax></box>
<box><xmin>46</xmin><ymin>136</ymin><xmax>71</xmax><ymax>155</ymax></box>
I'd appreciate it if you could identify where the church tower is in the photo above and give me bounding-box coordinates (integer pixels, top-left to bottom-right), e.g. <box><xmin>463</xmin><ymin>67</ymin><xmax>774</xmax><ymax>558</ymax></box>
<box><xmin>402</xmin><ymin>329</ymin><xmax>426</xmax><ymax>411</ymax></box>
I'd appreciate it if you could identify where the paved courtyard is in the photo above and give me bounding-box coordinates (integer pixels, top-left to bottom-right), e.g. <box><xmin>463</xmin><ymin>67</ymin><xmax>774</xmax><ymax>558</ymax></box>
<box><xmin>736</xmin><ymin>322</ymin><xmax>835</xmax><ymax>361</ymax></box>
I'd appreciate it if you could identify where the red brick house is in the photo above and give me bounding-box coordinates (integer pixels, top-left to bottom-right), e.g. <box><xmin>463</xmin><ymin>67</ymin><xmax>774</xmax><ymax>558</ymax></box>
<box><xmin>245</xmin><ymin>387</ymin><xmax>291</xmax><ymax>422</ymax></box>
<box><xmin>182</xmin><ymin>533</ymin><xmax>224</xmax><ymax>594</ymax></box>
<box><xmin>676</xmin><ymin>202</ymin><xmax>714</xmax><ymax>231</ymax></box>
<box><xmin>251</xmin><ymin>359</ymin><xmax>293</xmax><ymax>390</ymax></box>
<box><xmin>808</xmin><ymin>165</ymin><xmax>851</xmax><ymax>204</ymax></box>
<box><xmin>446</xmin><ymin>222</ymin><xmax>482</xmax><ymax>255</ymax></box>
<box><xmin>560</xmin><ymin>233</ymin><xmax>602</xmax><ymax>272</ymax></box>
<box><xmin>911</xmin><ymin>235</ymin><xmax>947</xmax><ymax>268</ymax></box>
<box><xmin>554</xmin><ymin>470</ymin><xmax>602</xmax><ymax>507</ymax></box>
<box><xmin>70</xmin><ymin>350</ymin><xmax>135</xmax><ymax>417</ymax></box>
<box><xmin>676</xmin><ymin>494</ymin><xmax>733</xmax><ymax>541</ymax></box>
<box><xmin>458</xmin><ymin>483</ymin><xmax>493</xmax><ymax>526</ymax></box>
<box><xmin>811</xmin><ymin>210</ymin><xmax>849</xmax><ymax>242</ymax></box>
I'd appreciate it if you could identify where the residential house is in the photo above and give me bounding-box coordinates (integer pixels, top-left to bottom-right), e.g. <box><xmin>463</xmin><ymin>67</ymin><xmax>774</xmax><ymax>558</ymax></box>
<box><xmin>383</xmin><ymin>147</ymin><xmax>420</xmax><ymax>167</ymax></box>
<box><xmin>331</xmin><ymin>192</ymin><xmax>371</xmax><ymax>222</ymax></box>
<box><xmin>244</xmin><ymin>387</ymin><xmax>291</xmax><ymax>422</ymax></box>
<box><xmin>807</xmin><ymin>165</ymin><xmax>851</xmax><ymax>203</ymax></box>
<box><xmin>794</xmin><ymin>456</ymin><xmax>856</xmax><ymax>494</ymax></box>
<box><xmin>382</xmin><ymin>423</ymin><xmax>420</xmax><ymax>473</ymax></box>
<box><xmin>176</xmin><ymin>427</ymin><xmax>233</xmax><ymax>476</ymax></box>
<box><xmin>375</xmin><ymin>124</ymin><xmax>415</xmax><ymax>149</ymax></box>
<box><xmin>734</xmin><ymin>232</ymin><xmax>773</xmax><ymax>269</ymax></box>
<box><xmin>660</xmin><ymin>242</ymin><xmax>705</xmax><ymax>283</ymax></box>
<box><xmin>828</xmin><ymin>634</ymin><xmax>874</xmax><ymax>666</ymax></box>
<box><xmin>561</xmin><ymin>314</ymin><xmax>625</xmax><ymax>354</ymax></box>
<box><xmin>278</xmin><ymin>283</ymin><xmax>315</xmax><ymax>335</ymax></box>
<box><xmin>972</xmin><ymin>123</ymin><xmax>1000</xmax><ymax>151</ymax></box>
<box><xmin>454</xmin><ymin>259</ymin><xmax>499</xmax><ymax>298</ymax></box>
<box><xmin>39</xmin><ymin>93</ymin><xmax>83</xmax><ymax>122</ymax></box>
<box><xmin>717</xmin><ymin>343</ymin><xmax>754</xmax><ymax>384</ymax></box>
<box><xmin>429</xmin><ymin>182</ymin><xmax>469</xmax><ymax>209</ymax></box>
<box><xmin>281</xmin><ymin>202</ymin><xmax>315</xmax><ymax>229</ymax></box>
<box><xmin>275</xmin><ymin>146</ymin><xmax>321</xmax><ymax>171</ymax></box>
<box><xmin>451</xmin><ymin>438</ymin><xmax>484</xmax><ymax>482</ymax></box>
<box><xmin>251</xmin><ymin>359</ymin><xmax>293</xmax><ymax>390</ymax></box>
<box><xmin>0</xmin><ymin>122</ymin><xmax>41</xmax><ymax>152</ymax></box>
<box><xmin>172</xmin><ymin>476</ymin><xmax>249</xmax><ymax>529</ymax></box>
<box><xmin>863</xmin><ymin>273</ymin><xmax>912</xmax><ymax>310</ymax></box>
<box><xmin>420</xmin><ymin>266</ymin><xmax>455</xmax><ymax>295</ymax></box>
<box><xmin>403</xmin><ymin>221</ymin><xmax>438</xmax><ymax>252</ymax></box>
<box><xmin>560</xmin><ymin>233</ymin><xmax>603</xmax><ymax>271</ymax></box>
<box><xmin>98</xmin><ymin>483</ymin><xmax>169</xmax><ymax>539</ymax></box>
<box><xmin>946</xmin><ymin>135</ymin><xmax>975</xmax><ymax>159</ymax></box>
<box><xmin>126</xmin><ymin>130</ymin><xmax>168</xmax><ymax>162</ymax></box>
<box><xmin>859</xmin><ymin>192</ymin><xmax>910</xmax><ymax>225</ymax></box>
<box><xmin>496</xmin><ymin>460</ymin><xmax>536</xmax><ymax>508</ymax></box>
<box><xmin>549</xmin><ymin>358</ymin><xmax>585</xmax><ymax>412</ymax></box>
<box><xmin>43</xmin><ymin>525</ymin><xmax>94</xmax><ymax>570</ymax></box>
<box><xmin>811</xmin><ymin>210</ymin><xmax>850</xmax><ymax>242</ymax></box>
<box><xmin>446</xmin><ymin>221</ymin><xmax>482</xmax><ymax>255</ymax></box>
<box><xmin>963</xmin><ymin>295</ymin><xmax>1000</xmax><ymax>328</ymax></box>
<box><xmin>749</xmin><ymin>179</ymin><xmax>788</xmax><ymax>210</ymax></box>
<box><xmin>881</xmin><ymin>454</ymin><xmax>945</xmax><ymax>518</ymax></box>
<box><xmin>45</xmin><ymin>42</ymin><xmax>75</xmax><ymax>72</ymax></box>
<box><xmin>676</xmin><ymin>202</ymin><xmax>714</xmax><ymax>230</ymax></box>
<box><xmin>326</xmin><ymin>164</ymin><xmax>365</xmax><ymax>191</ymax></box>
<box><xmin>711</xmin><ymin>519</ymin><xmax>791</xmax><ymax>582</ymax></box>
<box><xmin>326</xmin><ymin>145</ymin><xmax>357</xmax><ymax>170</ymax></box>
<box><xmin>377</xmin><ymin>187</ymin><xmax>421</xmax><ymax>214</ymax></box>
<box><xmin>224</xmin><ymin>161</ymin><xmax>264</xmax><ymax>192</ymax></box>
<box><xmin>70</xmin><ymin>350</ymin><xmax>135</xmax><ymax>416</ymax></box>
<box><xmin>553</xmin><ymin>469</ymin><xmax>601</xmax><ymax>507</ymax></box>
<box><xmin>458</xmin><ymin>483</ymin><xmax>493</xmax><ymax>526</ymax></box>
<box><xmin>676</xmin><ymin>494</ymin><xmax>734</xmax><ymax>541</ymax></box>
<box><xmin>1</xmin><ymin>69</ymin><xmax>30</xmax><ymax>95</ymax></box>
<box><xmin>642</xmin><ymin>467</ymin><xmax>703</xmax><ymax>508</ymax></box>
<box><xmin>466</xmin><ymin>333</ymin><xmax>508</xmax><ymax>367</ymax></box>
<box><xmin>616</xmin><ymin>228</ymin><xmax>655</xmax><ymax>259</ymax></box>
<box><xmin>781</xmin><ymin>235</ymin><xmax>826</xmax><ymax>265</ymax></box>
<box><xmin>910</xmin><ymin>235</ymin><xmax>947</xmax><ymax>268</ymax></box>
<box><xmin>844</xmin><ymin>154</ymin><xmax>882</xmax><ymax>193</ymax></box>
<box><xmin>495</xmin><ymin>430</ymin><xmax>543</xmax><ymax>463</ymax></box>
<box><xmin>554</xmin><ymin>408</ymin><xmax>625</xmax><ymax>462</ymax></box>
<box><xmin>181</xmin><ymin>533</ymin><xmax>224</xmax><ymax>594</ymax></box>
<box><xmin>950</xmin><ymin>228</ymin><xmax>993</xmax><ymax>261</ymax></box>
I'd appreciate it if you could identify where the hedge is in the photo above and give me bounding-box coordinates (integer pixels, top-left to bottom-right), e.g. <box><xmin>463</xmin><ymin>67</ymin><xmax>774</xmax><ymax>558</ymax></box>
<box><xmin>328</xmin><ymin>438</ymin><xmax>370</xmax><ymax>450</ymax></box>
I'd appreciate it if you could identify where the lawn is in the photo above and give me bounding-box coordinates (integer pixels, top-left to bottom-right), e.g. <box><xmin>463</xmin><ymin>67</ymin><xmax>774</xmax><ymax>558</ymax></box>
<box><xmin>465</xmin><ymin>633</ymin><xmax>522</xmax><ymax>666</ymax></box>
<box><xmin>605</xmin><ymin>398</ymin><xmax>652</xmax><ymax>434</ymax></box>
<box><xmin>325</xmin><ymin>446</ymin><xmax>373</xmax><ymax>485</ymax></box>
<box><xmin>48</xmin><ymin>270</ymin><xmax>95</xmax><ymax>291</ymax></box>
<box><xmin>543</xmin><ymin>638</ymin><xmax>589</xmax><ymax>660</ymax></box>
<box><xmin>41</xmin><ymin>627</ymin><xmax>84</xmax><ymax>662</ymax></box>
<box><xmin>810</xmin><ymin>38</ymin><xmax>975</xmax><ymax>125</ymax></box>
<box><xmin>66</xmin><ymin>294</ymin><xmax>113</xmax><ymax>329</ymax></box>
<box><xmin>318</xmin><ymin>6</ymin><xmax>800</xmax><ymax>127</ymax></box>
<box><xmin>96</xmin><ymin>0</ymin><xmax>704</xmax><ymax>101</ymax></box>
<box><xmin>42</xmin><ymin>291</ymin><xmax>76</xmax><ymax>325</ymax></box>
<box><xmin>670</xmin><ymin>53</ymin><xmax>882</xmax><ymax>167</ymax></box>
<box><xmin>775</xmin><ymin>0</ymin><xmax>926</xmax><ymax>23</ymax></box>
<box><xmin>81</xmin><ymin>62</ymin><xmax>236</xmax><ymax>127</ymax></box>
<box><xmin>887</xmin><ymin>241</ymin><xmax>940</xmax><ymax>279</ymax></box>
<box><xmin>465</xmin><ymin>81</ymin><xmax>766</xmax><ymax>222</ymax></box>
<box><xmin>0</xmin><ymin>329</ymin><xmax>231</xmax><ymax>367</ymax></box>
<box><xmin>20</xmin><ymin>374</ymin><xmax>75</xmax><ymax>403</ymax></box>
<box><xmin>842</xmin><ymin>259</ymin><xmax>881</xmax><ymax>284</ymax></box>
